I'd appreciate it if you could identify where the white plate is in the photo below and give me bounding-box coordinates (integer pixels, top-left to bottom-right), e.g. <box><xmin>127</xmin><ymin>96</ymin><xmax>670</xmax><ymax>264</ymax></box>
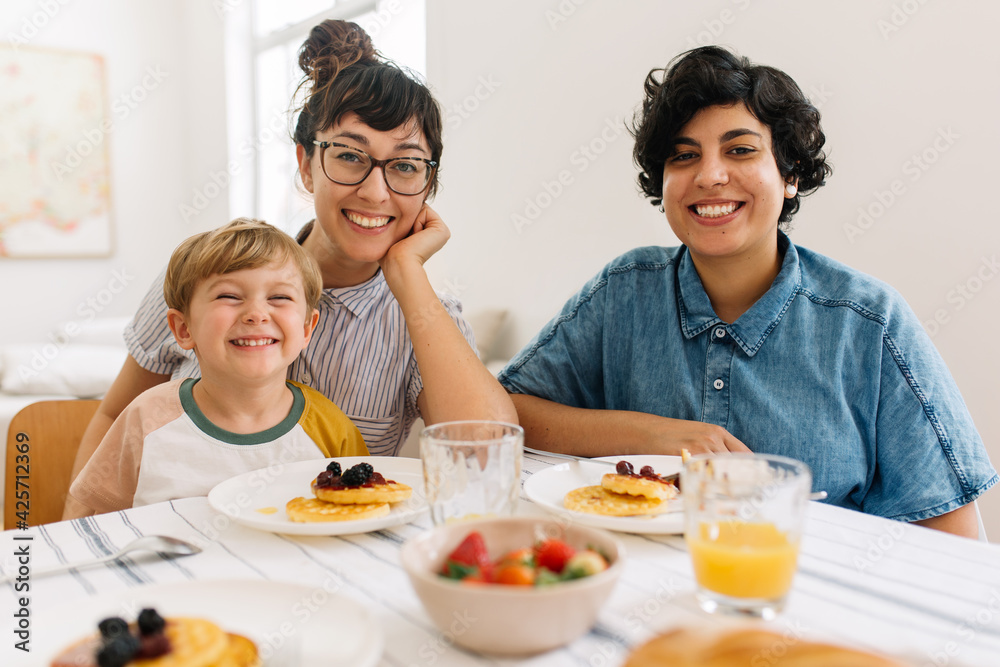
<box><xmin>34</xmin><ymin>580</ymin><xmax>382</xmax><ymax>667</ymax></box>
<box><xmin>207</xmin><ymin>456</ymin><xmax>426</xmax><ymax>535</ymax></box>
<box><xmin>523</xmin><ymin>455</ymin><xmax>684</xmax><ymax>534</ymax></box>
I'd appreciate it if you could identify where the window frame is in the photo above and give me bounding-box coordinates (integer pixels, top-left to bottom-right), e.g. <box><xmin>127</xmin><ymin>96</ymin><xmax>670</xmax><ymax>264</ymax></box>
<box><xmin>224</xmin><ymin>0</ymin><xmax>378</xmax><ymax>231</ymax></box>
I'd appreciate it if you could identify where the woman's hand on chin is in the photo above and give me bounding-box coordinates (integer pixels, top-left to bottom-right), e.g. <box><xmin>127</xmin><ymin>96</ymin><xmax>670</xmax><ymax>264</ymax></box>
<box><xmin>380</xmin><ymin>204</ymin><xmax>450</xmax><ymax>271</ymax></box>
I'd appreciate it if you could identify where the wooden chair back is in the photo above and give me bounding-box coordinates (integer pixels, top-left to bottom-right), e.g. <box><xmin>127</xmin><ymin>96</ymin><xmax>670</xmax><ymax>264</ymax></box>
<box><xmin>4</xmin><ymin>400</ymin><xmax>100</xmax><ymax>530</ymax></box>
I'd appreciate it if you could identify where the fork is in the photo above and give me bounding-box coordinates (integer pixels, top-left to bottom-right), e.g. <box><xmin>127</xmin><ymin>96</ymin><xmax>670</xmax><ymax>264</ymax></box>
<box><xmin>522</xmin><ymin>446</ymin><xmax>616</xmax><ymax>465</ymax></box>
<box><xmin>1</xmin><ymin>535</ymin><xmax>201</xmax><ymax>583</ymax></box>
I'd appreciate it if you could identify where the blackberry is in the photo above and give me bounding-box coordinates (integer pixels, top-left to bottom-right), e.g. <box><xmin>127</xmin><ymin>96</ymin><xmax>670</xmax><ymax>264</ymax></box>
<box><xmin>97</xmin><ymin>634</ymin><xmax>140</xmax><ymax>667</ymax></box>
<box><xmin>137</xmin><ymin>608</ymin><xmax>165</xmax><ymax>636</ymax></box>
<box><xmin>340</xmin><ymin>462</ymin><xmax>374</xmax><ymax>487</ymax></box>
<box><xmin>326</xmin><ymin>461</ymin><xmax>342</xmax><ymax>476</ymax></box>
<box><xmin>97</xmin><ymin>617</ymin><xmax>129</xmax><ymax>641</ymax></box>
<box><xmin>615</xmin><ymin>460</ymin><xmax>634</xmax><ymax>475</ymax></box>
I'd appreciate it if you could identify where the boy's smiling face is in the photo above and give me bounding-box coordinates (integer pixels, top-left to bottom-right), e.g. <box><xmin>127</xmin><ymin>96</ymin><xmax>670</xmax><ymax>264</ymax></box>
<box><xmin>167</xmin><ymin>258</ymin><xmax>319</xmax><ymax>386</ymax></box>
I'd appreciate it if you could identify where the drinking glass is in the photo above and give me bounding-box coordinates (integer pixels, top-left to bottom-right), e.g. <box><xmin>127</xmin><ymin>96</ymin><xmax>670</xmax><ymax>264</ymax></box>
<box><xmin>420</xmin><ymin>421</ymin><xmax>523</xmax><ymax>525</ymax></box>
<box><xmin>682</xmin><ymin>453</ymin><xmax>812</xmax><ymax>620</ymax></box>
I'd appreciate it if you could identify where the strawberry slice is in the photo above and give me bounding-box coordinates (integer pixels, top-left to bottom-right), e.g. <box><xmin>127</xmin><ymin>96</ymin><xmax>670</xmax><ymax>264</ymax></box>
<box><xmin>441</xmin><ymin>531</ymin><xmax>490</xmax><ymax>579</ymax></box>
<box><xmin>535</xmin><ymin>539</ymin><xmax>576</xmax><ymax>574</ymax></box>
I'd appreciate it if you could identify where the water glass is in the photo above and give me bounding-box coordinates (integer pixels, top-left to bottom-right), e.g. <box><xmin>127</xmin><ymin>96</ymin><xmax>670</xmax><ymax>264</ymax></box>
<box><xmin>682</xmin><ymin>453</ymin><xmax>812</xmax><ymax>620</ymax></box>
<box><xmin>420</xmin><ymin>421</ymin><xmax>523</xmax><ymax>525</ymax></box>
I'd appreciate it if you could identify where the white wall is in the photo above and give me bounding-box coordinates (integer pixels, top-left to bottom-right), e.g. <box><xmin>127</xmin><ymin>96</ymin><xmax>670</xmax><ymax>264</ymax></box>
<box><xmin>424</xmin><ymin>0</ymin><xmax>1000</xmax><ymax>536</ymax></box>
<box><xmin>0</xmin><ymin>0</ymin><xmax>229</xmax><ymax>345</ymax></box>
<box><xmin>3</xmin><ymin>0</ymin><xmax>997</xmax><ymax>536</ymax></box>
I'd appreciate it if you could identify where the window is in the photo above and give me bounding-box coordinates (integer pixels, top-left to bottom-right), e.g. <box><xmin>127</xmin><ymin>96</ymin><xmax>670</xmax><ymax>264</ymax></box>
<box><xmin>225</xmin><ymin>0</ymin><xmax>426</xmax><ymax>234</ymax></box>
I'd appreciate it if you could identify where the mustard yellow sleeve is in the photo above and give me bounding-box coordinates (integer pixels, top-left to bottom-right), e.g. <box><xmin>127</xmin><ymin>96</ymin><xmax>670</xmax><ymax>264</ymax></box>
<box><xmin>294</xmin><ymin>382</ymin><xmax>369</xmax><ymax>457</ymax></box>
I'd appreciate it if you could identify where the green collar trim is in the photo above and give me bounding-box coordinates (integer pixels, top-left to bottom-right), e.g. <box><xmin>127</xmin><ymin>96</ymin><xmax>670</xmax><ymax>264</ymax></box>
<box><xmin>179</xmin><ymin>378</ymin><xmax>304</xmax><ymax>445</ymax></box>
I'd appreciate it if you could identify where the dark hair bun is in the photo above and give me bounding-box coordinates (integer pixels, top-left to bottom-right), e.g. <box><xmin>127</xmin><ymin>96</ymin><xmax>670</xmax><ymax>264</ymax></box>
<box><xmin>298</xmin><ymin>20</ymin><xmax>378</xmax><ymax>90</ymax></box>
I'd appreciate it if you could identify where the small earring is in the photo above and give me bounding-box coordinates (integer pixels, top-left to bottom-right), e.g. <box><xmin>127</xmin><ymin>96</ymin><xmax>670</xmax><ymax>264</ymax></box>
<box><xmin>785</xmin><ymin>183</ymin><xmax>798</xmax><ymax>197</ymax></box>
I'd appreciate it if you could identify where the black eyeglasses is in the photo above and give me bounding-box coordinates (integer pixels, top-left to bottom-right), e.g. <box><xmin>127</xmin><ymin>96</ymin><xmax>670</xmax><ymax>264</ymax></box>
<box><xmin>312</xmin><ymin>141</ymin><xmax>437</xmax><ymax>196</ymax></box>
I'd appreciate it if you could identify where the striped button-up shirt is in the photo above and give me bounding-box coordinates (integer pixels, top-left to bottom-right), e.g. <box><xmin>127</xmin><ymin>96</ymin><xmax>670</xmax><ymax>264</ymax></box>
<box><xmin>126</xmin><ymin>265</ymin><xmax>475</xmax><ymax>456</ymax></box>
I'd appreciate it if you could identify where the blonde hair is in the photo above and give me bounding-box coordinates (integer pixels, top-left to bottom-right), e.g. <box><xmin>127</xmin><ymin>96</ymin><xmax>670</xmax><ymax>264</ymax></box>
<box><xmin>164</xmin><ymin>218</ymin><xmax>322</xmax><ymax>314</ymax></box>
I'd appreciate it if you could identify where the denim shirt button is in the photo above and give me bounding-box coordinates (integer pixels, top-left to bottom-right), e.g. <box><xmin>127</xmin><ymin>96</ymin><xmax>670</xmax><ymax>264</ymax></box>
<box><xmin>714</xmin><ymin>327</ymin><xmax>726</xmax><ymax>339</ymax></box>
<box><xmin>713</xmin><ymin>378</ymin><xmax>724</xmax><ymax>390</ymax></box>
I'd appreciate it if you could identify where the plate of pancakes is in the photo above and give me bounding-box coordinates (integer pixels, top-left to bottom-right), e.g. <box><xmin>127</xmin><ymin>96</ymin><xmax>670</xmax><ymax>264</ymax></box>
<box><xmin>523</xmin><ymin>455</ymin><xmax>684</xmax><ymax>534</ymax></box>
<box><xmin>37</xmin><ymin>580</ymin><xmax>382</xmax><ymax>667</ymax></box>
<box><xmin>208</xmin><ymin>456</ymin><xmax>426</xmax><ymax>536</ymax></box>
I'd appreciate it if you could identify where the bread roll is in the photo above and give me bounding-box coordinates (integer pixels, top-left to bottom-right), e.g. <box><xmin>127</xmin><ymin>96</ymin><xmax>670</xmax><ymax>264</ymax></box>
<box><xmin>623</xmin><ymin>627</ymin><xmax>907</xmax><ymax>667</ymax></box>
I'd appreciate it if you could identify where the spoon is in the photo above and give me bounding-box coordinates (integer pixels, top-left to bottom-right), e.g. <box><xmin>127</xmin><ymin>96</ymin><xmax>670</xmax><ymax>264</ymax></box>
<box><xmin>2</xmin><ymin>535</ymin><xmax>201</xmax><ymax>582</ymax></box>
<box><xmin>523</xmin><ymin>446</ymin><xmax>828</xmax><ymax>500</ymax></box>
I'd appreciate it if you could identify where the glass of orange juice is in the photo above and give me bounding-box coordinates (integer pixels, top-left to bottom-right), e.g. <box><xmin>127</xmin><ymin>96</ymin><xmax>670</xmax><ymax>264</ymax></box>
<box><xmin>682</xmin><ymin>453</ymin><xmax>812</xmax><ymax>620</ymax></box>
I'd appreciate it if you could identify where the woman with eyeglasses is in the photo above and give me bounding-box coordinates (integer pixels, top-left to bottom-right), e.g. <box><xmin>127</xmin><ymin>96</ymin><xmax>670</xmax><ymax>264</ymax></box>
<box><xmin>498</xmin><ymin>46</ymin><xmax>995</xmax><ymax>538</ymax></box>
<box><xmin>66</xmin><ymin>20</ymin><xmax>515</xmax><ymax>490</ymax></box>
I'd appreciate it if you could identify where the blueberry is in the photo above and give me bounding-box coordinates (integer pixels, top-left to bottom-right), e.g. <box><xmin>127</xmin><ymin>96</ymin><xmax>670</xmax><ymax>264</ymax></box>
<box><xmin>97</xmin><ymin>617</ymin><xmax>129</xmax><ymax>641</ymax></box>
<box><xmin>97</xmin><ymin>634</ymin><xmax>140</xmax><ymax>667</ymax></box>
<box><xmin>137</xmin><ymin>608</ymin><xmax>165</xmax><ymax>636</ymax></box>
<box><xmin>340</xmin><ymin>463</ymin><xmax>374</xmax><ymax>486</ymax></box>
<box><xmin>326</xmin><ymin>461</ymin><xmax>342</xmax><ymax>476</ymax></box>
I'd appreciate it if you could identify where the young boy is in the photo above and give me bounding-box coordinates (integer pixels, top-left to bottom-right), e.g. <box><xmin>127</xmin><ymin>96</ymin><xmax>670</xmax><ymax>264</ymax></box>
<box><xmin>65</xmin><ymin>218</ymin><xmax>367</xmax><ymax>517</ymax></box>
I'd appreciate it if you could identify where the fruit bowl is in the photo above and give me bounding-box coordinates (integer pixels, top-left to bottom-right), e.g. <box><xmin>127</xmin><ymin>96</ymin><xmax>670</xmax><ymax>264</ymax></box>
<box><xmin>400</xmin><ymin>516</ymin><xmax>625</xmax><ymax>656</ymax></box>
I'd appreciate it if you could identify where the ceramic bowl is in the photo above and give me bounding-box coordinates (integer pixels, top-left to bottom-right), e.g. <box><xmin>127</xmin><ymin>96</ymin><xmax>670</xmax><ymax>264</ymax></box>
<box><xmin>400</xmin><ymin>516</ymin><xmax>625</xmax><ymax>656</ymax></box>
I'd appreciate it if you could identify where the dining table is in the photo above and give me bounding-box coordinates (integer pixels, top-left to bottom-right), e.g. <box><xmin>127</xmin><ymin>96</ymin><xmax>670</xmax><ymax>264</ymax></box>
<box><xmin>2</xmin><ymin>450</ymin><xmax>1000</xmax><ymax>667</ymax></box>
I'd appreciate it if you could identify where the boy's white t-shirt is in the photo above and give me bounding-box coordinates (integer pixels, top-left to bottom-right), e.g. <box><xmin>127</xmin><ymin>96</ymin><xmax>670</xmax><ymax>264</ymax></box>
<box><xmin>70</xmin><ymin>378</ymin><xmax>367</xmax><ymax>512</ymax></box>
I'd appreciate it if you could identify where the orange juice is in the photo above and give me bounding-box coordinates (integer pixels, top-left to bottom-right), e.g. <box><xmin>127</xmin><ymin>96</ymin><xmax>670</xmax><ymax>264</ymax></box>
<box><xmin>687</xmin><ymin>520</ymin><xmax>799</xmax><ymax>599</ymax></box>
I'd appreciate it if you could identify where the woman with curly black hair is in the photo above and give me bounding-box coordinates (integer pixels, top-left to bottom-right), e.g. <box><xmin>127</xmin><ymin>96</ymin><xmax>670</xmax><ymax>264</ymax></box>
<box><xmin>499</xmin><ymin>47</ymin><xmax>995</xmax><ymax>537</ymax></box>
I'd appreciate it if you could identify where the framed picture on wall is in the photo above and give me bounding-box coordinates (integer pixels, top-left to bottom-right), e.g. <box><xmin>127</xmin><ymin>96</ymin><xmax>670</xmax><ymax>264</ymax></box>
<box><xmin>0</xmin><ymin>45</ymin><xmax>113</xmax><ymax>258</ymax></box>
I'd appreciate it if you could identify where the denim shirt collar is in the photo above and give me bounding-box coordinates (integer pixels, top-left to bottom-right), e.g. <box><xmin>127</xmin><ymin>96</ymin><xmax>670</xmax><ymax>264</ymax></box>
<box><xmin>677</xmin><ymin>232</ymin><xmax>801</xmax><ymax>357</ymax></box>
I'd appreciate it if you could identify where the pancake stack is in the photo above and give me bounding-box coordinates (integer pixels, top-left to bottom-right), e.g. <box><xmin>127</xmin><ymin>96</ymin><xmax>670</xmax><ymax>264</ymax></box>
<box><xmin>50</xmin><ymin>612</ymin><xmax>259</xmax><ymax>667</ymax></box>
<box><xmin>286</xmin><ymin>460</ymin><xmax>413</xmax><ymax>522</ymax></box>
<box><xmin>564</xmin><ymin>461</ymin><xmax>678</xmax><ymax>517</ymax></box>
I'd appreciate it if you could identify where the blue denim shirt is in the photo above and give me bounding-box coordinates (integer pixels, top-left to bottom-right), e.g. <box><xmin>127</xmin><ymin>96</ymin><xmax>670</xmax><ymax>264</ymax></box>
<box><xmin>499</xmin><ymin>233</ymin><xmax>997</xmax><ymax>521</ymax></box>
